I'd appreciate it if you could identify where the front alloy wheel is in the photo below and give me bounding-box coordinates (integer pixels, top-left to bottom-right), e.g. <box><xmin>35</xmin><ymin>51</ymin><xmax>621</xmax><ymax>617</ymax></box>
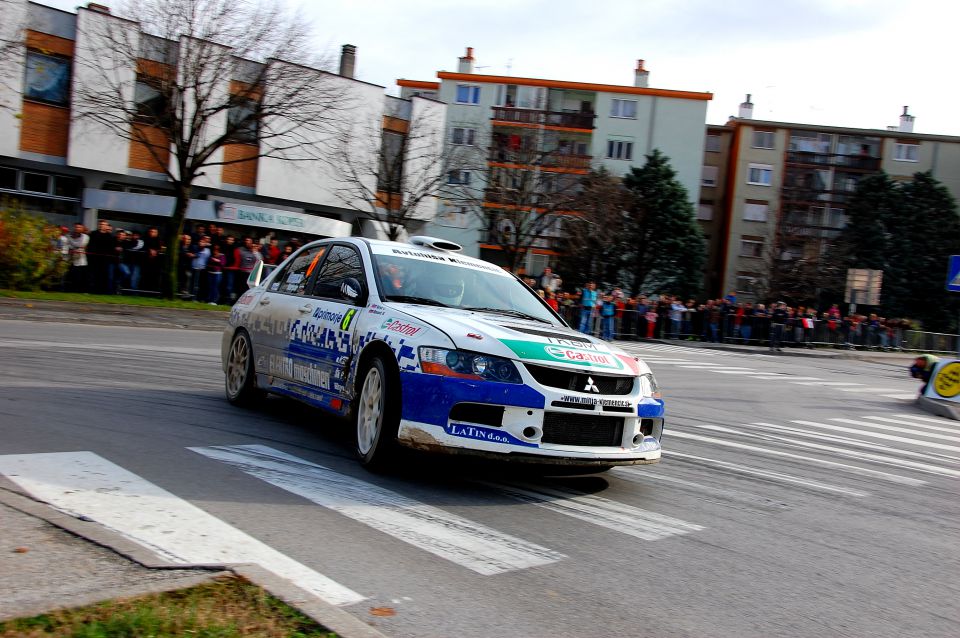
<box><xmin>355</xmin><ymin>357</ymin><xmax>399</xmax><ymax>469</ymax></box>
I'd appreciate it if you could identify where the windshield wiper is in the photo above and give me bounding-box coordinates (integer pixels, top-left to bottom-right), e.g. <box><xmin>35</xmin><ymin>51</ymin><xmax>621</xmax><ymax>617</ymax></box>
<box><xmin>383</xmin><ymin>295</ymin><xmax>449</xmax><ymax>307</ymax></box>
<box><xmin>464</xmin><ymin>307</ymin><xmax>552</xmax><ymax>324</ymax></box>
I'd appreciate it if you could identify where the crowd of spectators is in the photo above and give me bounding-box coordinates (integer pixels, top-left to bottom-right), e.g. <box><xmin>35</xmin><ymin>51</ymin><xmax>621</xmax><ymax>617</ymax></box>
<box><xmin>522</xmin><ymin>270</ymin><xmax>915</xmax><ymax>351</ymax></box>
<box><xmin>58</xmin><ymin>221</ymin><xmax>301</xmax><ymax>304</ymax></box>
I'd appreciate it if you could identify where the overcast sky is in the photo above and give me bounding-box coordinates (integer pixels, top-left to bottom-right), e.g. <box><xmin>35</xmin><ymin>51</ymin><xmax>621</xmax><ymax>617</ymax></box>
<box><xmin>35</xmin><ymin>0</ymin><xmax>960</xmax><ymax>135</ymax></box>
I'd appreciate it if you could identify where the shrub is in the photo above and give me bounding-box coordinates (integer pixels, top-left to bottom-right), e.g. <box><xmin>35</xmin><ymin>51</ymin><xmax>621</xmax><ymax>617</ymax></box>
<box><xmin>0</xmin><ymin>199</ymin><xmax>68</xmax><ymax>290</ymax></box>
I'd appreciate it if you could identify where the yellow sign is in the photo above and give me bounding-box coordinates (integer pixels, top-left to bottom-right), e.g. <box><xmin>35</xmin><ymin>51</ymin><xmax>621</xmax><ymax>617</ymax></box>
<box><xmin>933</xmin><ymin>361</ymin><xmax>960</xmax><ymax>398</ymax></box>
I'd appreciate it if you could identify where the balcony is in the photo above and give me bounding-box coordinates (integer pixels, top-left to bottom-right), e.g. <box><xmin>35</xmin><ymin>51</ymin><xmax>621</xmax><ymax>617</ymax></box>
<box><xmin>786</xmin><ymin>151</ymin><xmax>881</xmax><ymax>171</ymax></box>
<box><xmin>491</xmin><ymin>106</ymin><xmax>595</xmax><ymax>130</ymax></box>
<box><xmin>488</xmin><ymin>147</ymin><xmax>592</xmax><ymax>171</ymax></box>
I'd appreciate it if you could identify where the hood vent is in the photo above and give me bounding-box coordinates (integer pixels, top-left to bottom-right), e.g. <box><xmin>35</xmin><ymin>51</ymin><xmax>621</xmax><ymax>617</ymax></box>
<box><xmin>501</xmin><ymin>324</ymin><xmax>593</xmax><ymax>343</ymax></box>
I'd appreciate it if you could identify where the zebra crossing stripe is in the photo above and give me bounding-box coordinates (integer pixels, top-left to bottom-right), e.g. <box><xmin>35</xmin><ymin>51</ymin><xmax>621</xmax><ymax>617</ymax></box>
<box><xmin>795</xmin><ymin>420</ymin><xmax>960</xmax><ymax>453</ymax></box>
<box><xmin>660</xmin><ymin>451</ymin><xmax>869</xmax><ymax>497</ymax></box>
<box><xmin>485</xmin><ymin>482</ymin><xmax>703</xmax><ymax>541</ymax></box>
<box><xmin>829</xmin><ymin>417</ymin><xmax>960</xmax><ymax>442</ymax></box>
<box><xmin>668</xmin><ymin>430</ymin><xmax>928</xmax><ymax>485</ymax></box>
<box><xmin>894</xmin><ymin>413</ymin><xmax>957</xmax><ymax>425</ymax></box>
<box><xmin>0</xmin><ymin>451</ymin><xmax>365</xmax><ymax>606</ymax></box>
<box><xmin>733</xmin><ymin>421</ymin><xmax>960</xmax><ymax>464</ymax></box>
<box><xmin>191</xmin><ymin>445</ymin><xmax>563</xmax><ymax>575</ymax></box>
<box><xmin>872</xmin><ymin>415</ymin><xmax>959</xmax><ymax>433</ymax></box>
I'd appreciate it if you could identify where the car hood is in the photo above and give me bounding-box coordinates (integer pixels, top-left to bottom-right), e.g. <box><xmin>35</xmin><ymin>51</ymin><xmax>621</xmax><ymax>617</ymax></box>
<box><xmin>389</xmin><ymin>303</ymin><xmax>646</xmax><ymax>376</ymax></box>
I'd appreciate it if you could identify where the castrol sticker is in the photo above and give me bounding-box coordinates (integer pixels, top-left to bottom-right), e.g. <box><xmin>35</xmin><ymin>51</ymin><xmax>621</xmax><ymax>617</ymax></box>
<box><xmin>500</xmin><ymin>339</ymin><xmax>624</xmax><ymax>371</ymax></box>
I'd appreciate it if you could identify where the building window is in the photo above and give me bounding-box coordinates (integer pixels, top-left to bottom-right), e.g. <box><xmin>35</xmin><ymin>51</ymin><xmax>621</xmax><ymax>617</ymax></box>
<box><xmin>743</xmin><ymin>200</ymin><xmax>769</xmax><ymax>222</ymax></box>
<box><xmin>697</xmin><ymin>203</ymin><xmax>714</xmax><ymax>221</ymax></box>
<box><xmin>447</xmin><ymin>170</ymin><xmax>471</xmax><ymax>185</ymax></box>
<box><xmin>455</xmin><ymin>84</ymin><xmax>480</xmax><ymax>104</ymax></box>
<box><xmin>22</xmin><ymin>172</ymin><xmax>51</xmax><ymax>194</ymax></box>
<box><xmin>610</xmin><ymin>99</ymin><xmax>637</xmax><ymax>119</ymax></box>
<box><xmin>451</xmin><ymin>127</ymin><xmax>476</xmax><ymax>145</ymax></box>
<box><xmin>0</xmin><ymin>167</ymin><xmax>17</xmax><ymax>190</ymax></box>
<box><xmin>705</xmin><ymin>135</ymin><xmax>721</xmax><ymax>152</ymax></box>
<box><xmin>606</xmin><ymin>140</ymin><xmax>633</xmax><ymax>160</ymax></box>
<box><xmin>378</xmin><ymin>131</ymin><xmax>404</xmax><ymax>193</ymax></box>
<box><xmin>747</xmin><ymin>163</ymin><xmax>773</xmax><ymax>186</ymax></box>
<box><xmin>894</xmin><ymin>143</ymin><xmax>919</xmax><ymax>162</ymax></box>
<box><xmin>740</xmin><ymin>238</ymin><xmax>764</xmax><ymax>257</ymax></box>
<box><xmin>23</xmin><ymin>51</ymin><xmax>71</xmax><ymax>106</ymax></box>
<box><xmin>134</xmin><ymin>76</ymin><xmax>171</xmax><ymax>126</ymax></box>
<box><xmin>736</xmin><ymin>274</ymin><xmax>759</xmax><ymax>293</ymax></box>
<box><xmin>226</xmin><ymin>98</ymin><xmax>258</xmax><ymax>144</ymax></box>
<box><xmin>701</xmin><ymin>165</ymin><xmax>718</xmax><ymax>187</ymax></box>
<box><xmin>752</xmin><ymin>130</ymin><xmax>775</xmax><ymax>149</ymax></box>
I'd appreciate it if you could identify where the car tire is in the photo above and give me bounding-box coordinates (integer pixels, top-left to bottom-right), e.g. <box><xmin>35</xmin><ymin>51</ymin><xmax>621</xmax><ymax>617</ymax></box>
<box><xmin>355</xmin><ymin>356</ymin><xmax>401</xmax><ymax>470</ymax></box>
<box><xmin>225</xmin><ymin>330</ymin><xmax>262</xmax><ymax>406</ymax></box>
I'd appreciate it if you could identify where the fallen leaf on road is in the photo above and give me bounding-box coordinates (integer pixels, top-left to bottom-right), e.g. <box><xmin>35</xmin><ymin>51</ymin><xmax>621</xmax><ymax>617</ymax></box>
<box><xmin>369</xmin><ymin>607</ymin><xmax>396</xmax><ymax>617</ymax></box>
<box><xmin>14</xmin><ymin>547</ymin><xmax>29</xmax><ymax>553</ymax></box>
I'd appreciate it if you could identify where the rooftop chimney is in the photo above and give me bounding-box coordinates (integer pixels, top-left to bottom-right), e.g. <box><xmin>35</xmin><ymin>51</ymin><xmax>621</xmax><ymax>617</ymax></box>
<box><xmin>86</xmin><ymin>2</ymin><xmax>110</xmax><ymax>12</ymax></box>
<box><xmin>458</xmin><ymin>47</ymin><xmax>474</xmax><ymax>74</ymax></box>
<box><xmin>339</xmin><ymin>44</ymin><xmax>356</xmax><ymax>79</ymax></box>
<box><xmin>738</xmin><ymin>93</ymin><xmax>754</xmax><ymax>119</ymax></box>
<box><xmin>899</xmin><ymin>105</ymin><xmax>915</xmax><ymax>133</ymax></box>
<box><xmin>634</xmin><ymin>59</ymin><xmax>649</xmax><ymax>88</ymax></box>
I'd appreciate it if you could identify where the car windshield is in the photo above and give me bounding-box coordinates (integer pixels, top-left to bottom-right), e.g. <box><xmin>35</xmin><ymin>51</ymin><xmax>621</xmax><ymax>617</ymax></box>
<box><xmin>373</xmin><ymin>252</ymin><xmax>559</xmax><ymax>325</ymax></box>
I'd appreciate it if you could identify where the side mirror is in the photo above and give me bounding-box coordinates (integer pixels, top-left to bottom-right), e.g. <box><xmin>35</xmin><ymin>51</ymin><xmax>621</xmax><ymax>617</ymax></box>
<box><xmin>247</xmin><ymin>261</ymin><xmax>278</xmax><ymax>288</ymax></box>
<box><xmin>340</xmin><ymin>277</ymin><xmax>367</xmax><ymax>305</ymax></box>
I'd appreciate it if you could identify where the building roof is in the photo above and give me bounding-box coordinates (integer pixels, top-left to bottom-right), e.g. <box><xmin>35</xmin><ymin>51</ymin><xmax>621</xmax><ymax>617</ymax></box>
<box><xmin>435</xmin><ymin>71</ymin><xmax>712</xmax><ymax>101</ymax></box>
<box><xmin>723</xmin><ymin>117</ymin><xmax>960</xmax><ymax>142</ymax></box>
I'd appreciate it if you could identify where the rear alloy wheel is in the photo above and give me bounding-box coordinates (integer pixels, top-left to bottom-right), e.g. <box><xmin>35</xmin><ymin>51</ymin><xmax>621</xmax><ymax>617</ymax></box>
<box><xmin>225</xmin><ymin>331</ymin><xmax>261</xmax><ymax>405</ymax></box>
<box><xmin>355</xmin><ymin>357</ymin><xmax>400</xmax><ymax>469</ymax></box>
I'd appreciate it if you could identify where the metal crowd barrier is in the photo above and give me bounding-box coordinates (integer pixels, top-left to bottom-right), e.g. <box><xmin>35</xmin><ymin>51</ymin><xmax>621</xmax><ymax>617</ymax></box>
<box><xmin>559</xmin><ymin>307</ymin><xmax>960</xmax><ymax>355</ymax></box>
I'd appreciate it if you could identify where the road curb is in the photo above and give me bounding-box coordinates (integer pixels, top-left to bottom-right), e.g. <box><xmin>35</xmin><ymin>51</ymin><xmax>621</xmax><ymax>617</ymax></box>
<box><xmin>0</xmin><ymin>485</ymin><xmax>388</xmax><ymax>638</ymax></box>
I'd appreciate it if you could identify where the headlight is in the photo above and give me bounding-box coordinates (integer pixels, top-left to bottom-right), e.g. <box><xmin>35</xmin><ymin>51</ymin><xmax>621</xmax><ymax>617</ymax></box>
<box><xmin>419</xmin><ymin>347</ymin><xmax>522</xmax><ymax>383</ymax></box>
<box><xmin>640</xmin><ymin>372</ymin><xmax>661</xmax><ymax>399</ymax></box>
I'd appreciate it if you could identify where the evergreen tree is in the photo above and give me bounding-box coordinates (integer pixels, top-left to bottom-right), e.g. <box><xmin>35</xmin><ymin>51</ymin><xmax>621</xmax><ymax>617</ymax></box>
<box><xmin>887</xmin><ymin>172</ymin><xmax>960</xmax><ymax>330</ymax></box>
<box><xmin>833</xmin><ymin>170</ymin><xmax>960</xmax><ymax>330</ymax></box>
<box><xmin>621</xmin><ymin>150</ymin><xmax>705</xmax><ymax>297</ymax></box>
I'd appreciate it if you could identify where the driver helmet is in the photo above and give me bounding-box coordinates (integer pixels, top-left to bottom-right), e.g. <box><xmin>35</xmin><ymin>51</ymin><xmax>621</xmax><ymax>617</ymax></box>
<box><xmin>432</xmin><ymin>269</ymin><xmax>465</xmax><ymax>305</ymax></box>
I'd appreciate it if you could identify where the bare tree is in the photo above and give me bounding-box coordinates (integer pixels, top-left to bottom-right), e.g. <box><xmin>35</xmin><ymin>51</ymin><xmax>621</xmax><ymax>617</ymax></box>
<box><xmin>458</xmin><ymin>126</ymin><xmax>588</xmax><ymax>273</ymax></box>
<box><xmin>557</xmin><ymin>168</ymin><xmax>630</xmax><ymax>288</ymax></box>
<box><xmin>0</xmin><ymin>0</ymin><xmax>26</xmax><ymax>110</ymax></box>
<box><xmin>70</xmin><ymin>0</ymin><xmax>351</xmax><ymax>296</ymax></box>
<box><xmin>328</xmin><ymin>97</ymin><xmax>480</xmax><ymax>241</ymax></box>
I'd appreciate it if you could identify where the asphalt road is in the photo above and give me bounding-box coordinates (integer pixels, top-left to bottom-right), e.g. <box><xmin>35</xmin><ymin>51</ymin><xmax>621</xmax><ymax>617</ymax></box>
<box><xmin>1</xmin><ymin>320</ymin><xmax>958</xmax><ymax>638</ymax></box>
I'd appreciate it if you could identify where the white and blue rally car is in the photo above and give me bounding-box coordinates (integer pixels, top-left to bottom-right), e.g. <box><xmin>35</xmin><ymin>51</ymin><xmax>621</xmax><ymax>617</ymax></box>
<box><xmin>223</xmin><ymin>236</ymin><xmax>664</xmax><ymax>470</ymax></box>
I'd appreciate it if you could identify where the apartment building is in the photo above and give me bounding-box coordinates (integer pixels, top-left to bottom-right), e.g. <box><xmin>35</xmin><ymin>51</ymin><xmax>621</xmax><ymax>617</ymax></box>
<box><xmin>1</xmin><ymin>1</ymin><xmax>444</xmax><ymax>242</ymax></box>
<box><xmin>398</xmin><ymin>48</ymin><xmax>712</xmax><ymax>272</ymax></box>
<box><xmin>712</xmin><ymin>97</ymin><xmax>960</xmax><ymax>301</ymax></box>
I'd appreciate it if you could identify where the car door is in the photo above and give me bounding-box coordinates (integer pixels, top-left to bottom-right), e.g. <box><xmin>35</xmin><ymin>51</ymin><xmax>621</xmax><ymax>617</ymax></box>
<box><xmin>304</xmin><ymin>243</ymin><xmax>369</xmax><ymax>409</ymax></box>
<box><xmin>255</xmin><ymin>244</ymin><xmax>328</xmax><ymax>390</ymax></box>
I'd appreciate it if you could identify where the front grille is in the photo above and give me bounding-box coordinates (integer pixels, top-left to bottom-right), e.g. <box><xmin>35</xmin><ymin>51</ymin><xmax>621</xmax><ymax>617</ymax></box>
<box><xmin>542</xmin><ymin>413</ymin><xmax>624</xmax><ymax>447</ymax></box>
<box><xmin>525</xmin><ymin>363</ymin><xmax>634</xmax><ymax>395</ymax></box>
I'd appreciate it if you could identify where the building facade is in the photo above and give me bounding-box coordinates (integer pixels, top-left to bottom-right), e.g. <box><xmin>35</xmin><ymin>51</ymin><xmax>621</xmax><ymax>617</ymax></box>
<box><xmin>399</xmin><ymin>48</ymin><xmax>712</xmax><ymax>274</ymax></box>
<box><xmin>712</xmin><ymin>97</ymin><xmax>960</xmax><ymax>302</ymax></box>
<box><xmin>1</xmin><ymin>1</ymin><xmax>445</xmax><ymax>243</ymax></box>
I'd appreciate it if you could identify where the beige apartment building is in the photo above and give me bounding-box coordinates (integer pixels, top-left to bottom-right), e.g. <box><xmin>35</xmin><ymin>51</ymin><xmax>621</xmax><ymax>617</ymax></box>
<box><xmin>707</xmin><ymin>97</ymin><xmax>960</xmax><ymax>302</ymax></box>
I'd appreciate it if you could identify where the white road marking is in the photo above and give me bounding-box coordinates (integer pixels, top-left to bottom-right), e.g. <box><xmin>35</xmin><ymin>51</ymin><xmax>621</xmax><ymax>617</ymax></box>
<box><xmin>0</xmin><ymin>451</ymin><xmax>364</xmax><ymax>606</ymax></box>
<box><xmin>881</xmin><ymin>393</ymin><xmax>918</xmax><ymax>400</ymax></box>
<box><xmin>869</xmin><ymin>415</ymin><xmax>959</xmax><ymax>433</ymax></box>
<box><xmin>661</xmin><ymin>451</ymin><xmax>869</xmax><ymax>497</ymax></box>
<box><xmin>836</xmin><ymin>387</ymin><xmax>904</xmax><ymax>394</ymax></box>
<box><xmin>0</xmin><ymin>338</ymin><xmax>219</xmax><ymax>356</ymax></box>
<box><xmin>791</xmin><ymin>381</ymin><xmax>864</xmax><ymax>386</ymax></box>
<box><xmin>730</xmin><ymin>421</ymin><xmax>960</xmax><ymax>464</ymax></box>
<box><xmin>829</xmin><ymin>418</ymin><xmax>960</xmax><ymax>442</ymax></box>
<box><xmin>894</xmin><ymin>412</ymin><xmax>958</xmax><ymax>425</ymax></box>
<box><xmin>667</xmin><ymin>430</ymin><xmax>928</xmax><ymax>485</ymax></box>
<box><xmin>192</xmin><ymin>445</ymin><xmax>563</xmax><ymax>575</ymax></box>
<box><xmin>487</xmin><ymin>482</ymin><xmax>703</xmax><ymax>541</ymax></box>
<box><xmin>710</xmin><ymin>370</ymin><xmax>761</xmax><ymax>375</ymax></box>
<box><xmin>795</xmin><ymin>420</ymin><xmax>960</xmax><ymax>453</ymax></box>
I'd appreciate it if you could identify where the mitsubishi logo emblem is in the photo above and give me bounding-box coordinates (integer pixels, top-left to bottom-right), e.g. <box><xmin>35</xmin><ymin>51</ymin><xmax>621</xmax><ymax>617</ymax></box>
<box><xmin>584</xmin><ymin>376</ymin><xmax>600</xmax><ymax>393</ymax></box>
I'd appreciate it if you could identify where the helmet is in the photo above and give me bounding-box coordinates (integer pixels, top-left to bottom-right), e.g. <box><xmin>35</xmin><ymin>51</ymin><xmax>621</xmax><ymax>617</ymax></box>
<box><xmin>432</xmin><ymin>270</ymin><xmax>465</xmax><ymax>305</ymax></box>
